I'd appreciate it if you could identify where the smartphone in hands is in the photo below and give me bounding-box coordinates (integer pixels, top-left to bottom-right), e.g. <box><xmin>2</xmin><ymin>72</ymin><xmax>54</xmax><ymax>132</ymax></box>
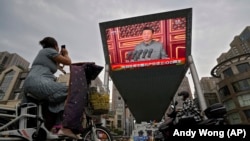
<box><xmin>61</xmin><ymin>45</ymin><xmax>66</xmax><ymax>49</ymax></box>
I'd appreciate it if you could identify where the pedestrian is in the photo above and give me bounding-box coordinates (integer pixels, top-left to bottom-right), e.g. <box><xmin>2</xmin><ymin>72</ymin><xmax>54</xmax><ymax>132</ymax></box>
<box><xmin>176</xmin><ymin>91</ymin><xmax>203</xmax><ymax>123</ymax></box>
<box><xmin>22</xmin><ymin>36</ymin><xmax>71</xmax><ymax>132</ymax></box>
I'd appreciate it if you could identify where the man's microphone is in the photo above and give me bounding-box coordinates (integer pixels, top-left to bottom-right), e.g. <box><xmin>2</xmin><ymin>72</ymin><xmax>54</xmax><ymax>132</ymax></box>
<box><xmin>142</xmin><ymin>49</ymin><xmax>148</xmax><ymax>58</ymax></box>
<box><xmin>147</xmin><ymin>48</ymin><xmax>153</xmax><ymax>58</ymax></box>
<box><xmin>126</xmin><ymin>51</ymin><xmax>133</xmax><ymax>60</ymax></box>
<box><xmin>131</xmin><ymin>50</ymin><xmax>138</xmax><ymax>60</ymax></box>
<box><xmin>135</xmin><ymin>49</ymin><xmax>143</xmax><ymax>60</ymax></box>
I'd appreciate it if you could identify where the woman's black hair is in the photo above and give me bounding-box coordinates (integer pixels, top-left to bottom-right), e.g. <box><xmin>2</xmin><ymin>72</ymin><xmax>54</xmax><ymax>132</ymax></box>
<box><xmin>178</xmin><ymin>91</ymin><xmax>190</xmax><ymax>99</ymax></box>
<box><xmin>39</xmin><ymin>37</ymin><xmax>58</xmax><ymax>48</ymax></box>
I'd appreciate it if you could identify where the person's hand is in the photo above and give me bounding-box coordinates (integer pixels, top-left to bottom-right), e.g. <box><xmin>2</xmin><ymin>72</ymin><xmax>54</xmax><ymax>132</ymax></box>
<box><xmin>58</xmin><ymin>64</ymin><xmax>66</xmax><ymax>74</ymax></box>
<box><xmin>60</xmin><ymin>48</ymin><xmax>69</xmax><ymax>56</ymax></box>
<box><xmin>54</xmin><ymin>47</ymin><xmax>71</xmax><ymax>65</ymax></box>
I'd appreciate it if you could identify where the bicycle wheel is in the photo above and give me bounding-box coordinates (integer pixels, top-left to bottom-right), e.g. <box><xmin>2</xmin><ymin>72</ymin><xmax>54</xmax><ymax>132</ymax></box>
<box><xmin>81</xmin><ymin>126</ymin><xmax>113</xmax><ymax>141</ymax></box>
<box><xmin>0</xmin><ymin>118</ymin><xmax>17</xmax><ymax>131</ymax></box>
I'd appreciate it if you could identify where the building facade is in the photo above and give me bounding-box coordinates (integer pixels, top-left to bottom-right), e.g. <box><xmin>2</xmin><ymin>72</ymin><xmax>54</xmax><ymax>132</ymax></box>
<box><xmin>211</xmin><ymin>26</ymin><xmax>250</xmax><ymax>125</ymax></box>
<box><xmin>0</xmin><ymin>66</ymin><xmax>28</xmax><ymax>108</ymax></box>
<box><xmin>0</xmin><ymin>51</ymin><xmax>30</xmax><ymax>73</ymax></box>
<box><xmin>200</xmin><ymin>77</ymin><xmax>220</xmax><ymax>106</ymax></box>
<box><xmin>111</xmin><ymin>84</ymin><xmax>133</xmax><ymax>135</ymax></box>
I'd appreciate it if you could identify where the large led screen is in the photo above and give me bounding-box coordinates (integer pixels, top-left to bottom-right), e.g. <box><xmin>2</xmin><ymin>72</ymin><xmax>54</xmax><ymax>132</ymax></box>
<box><xmin>99</xmin><ymin>8</ymin><xmax>192</xmax><ymax>71</ymax></box>
<box><xmin>99</xmin><ymin>8</ymin><xmax>192</xmax><ymax>122</ymax></box>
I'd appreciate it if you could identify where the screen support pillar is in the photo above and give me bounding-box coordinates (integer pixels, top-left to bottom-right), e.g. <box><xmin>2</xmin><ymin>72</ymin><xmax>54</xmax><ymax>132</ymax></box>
<box><xmin>188</xmin><ymin>55</ymin><xmax>207</xmax><ymax>114</ymax></box>
<box><xmin>103</xmin><ymin>64</ymin><xmax>110</xmax><ymax>92</ymax></box>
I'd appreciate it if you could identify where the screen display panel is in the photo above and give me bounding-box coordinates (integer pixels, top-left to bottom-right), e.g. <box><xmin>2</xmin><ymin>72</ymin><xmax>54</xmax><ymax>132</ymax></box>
<box><xmin>100</xmin><ymin>8</ymin><xmax>192</xmax><ymax>71</ymax></box>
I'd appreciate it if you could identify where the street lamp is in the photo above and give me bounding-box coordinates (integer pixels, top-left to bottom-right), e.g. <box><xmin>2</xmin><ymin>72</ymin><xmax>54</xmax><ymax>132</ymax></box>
<box><xmin>124</xmin><ymin>103</ymin><xmax>128</xmax><ymax>136</ymax></box>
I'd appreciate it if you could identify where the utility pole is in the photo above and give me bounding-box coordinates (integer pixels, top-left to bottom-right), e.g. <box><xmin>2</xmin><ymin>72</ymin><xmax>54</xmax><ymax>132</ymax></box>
<box><xmin>188</xmin><ymin>55</ymin><xmax>207</xmax><ymax>112</ymax></box>
<box><xmin>103</xmin><ymin>64</ymin><xmax>109</xmax><ymax>92</ymax></box>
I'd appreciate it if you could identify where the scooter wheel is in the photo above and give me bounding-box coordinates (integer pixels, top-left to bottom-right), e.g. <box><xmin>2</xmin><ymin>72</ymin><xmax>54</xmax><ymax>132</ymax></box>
<box><xmin>32</xmin><ymin>128</ymin><xmax>47</xmax><ymax>141</ymax></box>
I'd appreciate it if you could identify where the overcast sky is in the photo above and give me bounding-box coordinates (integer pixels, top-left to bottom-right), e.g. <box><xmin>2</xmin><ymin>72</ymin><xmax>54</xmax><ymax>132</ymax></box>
<box><xmin>1</xmin><ymin>0</ymin><xmax>250</xmax><ymax>92</ymax></box>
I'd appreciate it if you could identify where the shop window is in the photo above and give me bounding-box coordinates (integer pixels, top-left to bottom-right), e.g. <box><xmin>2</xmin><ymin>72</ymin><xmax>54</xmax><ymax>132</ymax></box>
<box><xmin>223</xmin><ymin>68</ymin><xmax>233</xmax><ymax>78</ymax></box>
<box><xmin>207</xmin><ymin>98</ymin><xmax>219</xmax><ymax>106</ymax></box>
<box><xmin>224</xmin><ymin>100</ymin><xmax>236</xmax><ymax>111</ymax></box>
<box><xmin>219</xmin><ymin>86</ymin><xmax>230</xmax><ymax>99</ymax></box>
<box><xmin>117</xmin><ymin>115</ymin><xmax>122</xmax><ymax>120</ymax></box>
<box><xmin>0</xmin><ymin>70</ymin><xmax>15</xmax><ymax>100</ymax></box>
<box><xmin>243</xmin><ymin>109</ymin><xmax>250</xmax><ymax>119</ymax></box>
<box><xmin>117</xmin><ymin>120</ymin><xmax>122</xmax><ymax>128</ymax></box>
<box><xmin>236</xmin><ymin>62</ymin><xmax>250</xmax><ymax>73</ymax></box>
<box><xmin>232</xmin><ymin>79</ymin><xmax>250</xmax><ymax>92</ymax></box>
<box><xmin>237</xmin><ymin>94</ymin><xmax>250</xmax><ymax>107</ymax></box>
<box><xmin>227</xmin><ymin>112</ymin><xmax>242</xmax><ymax>124</ymax></box>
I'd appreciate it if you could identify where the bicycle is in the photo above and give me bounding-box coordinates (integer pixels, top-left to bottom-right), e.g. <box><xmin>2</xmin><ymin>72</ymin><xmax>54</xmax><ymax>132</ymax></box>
<box><xmin>0</xmin><ymin>92</ymin><xmax>113</xmax><ymax>141</ymax></box>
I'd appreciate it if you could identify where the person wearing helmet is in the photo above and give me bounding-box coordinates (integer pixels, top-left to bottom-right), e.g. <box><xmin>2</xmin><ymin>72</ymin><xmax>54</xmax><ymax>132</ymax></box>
<box><xmin>177</xmin><ymin>91</ymin><xmax>203</xmax><ymax>123</ymax></box>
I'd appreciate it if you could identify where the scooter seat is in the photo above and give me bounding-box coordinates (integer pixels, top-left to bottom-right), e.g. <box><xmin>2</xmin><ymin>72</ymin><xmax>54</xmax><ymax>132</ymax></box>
<box><xmin>25</xmin><ymin>93</ymin><xmax>46</xmax><ymax>104</ymax></box>
<box><xmin>178</xmin><ymin>116</ymin><xmax>196</xmax><ymax>125</ymax></box>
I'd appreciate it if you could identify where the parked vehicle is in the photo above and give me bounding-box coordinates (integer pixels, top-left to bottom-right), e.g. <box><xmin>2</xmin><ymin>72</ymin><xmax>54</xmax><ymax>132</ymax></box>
<box><xmin>0</xmin><ymin>93</ymin><xmax>113</xmax><ymax>141</ymax></box>
<box><xmin>153</xmin><ymin>101</ymin><xmax>227</xmax><ymax>141</ymax></box>
<box><xmin>0</xmin><ymin>64</ymin><xmax>113</xmax><ymax>141</ymax></box>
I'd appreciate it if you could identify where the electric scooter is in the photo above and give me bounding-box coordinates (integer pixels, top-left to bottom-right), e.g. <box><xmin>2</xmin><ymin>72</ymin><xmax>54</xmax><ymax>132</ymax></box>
<box><xmin>153</xmin><ymin>101</ymin><xmax>227</xmax><ymax>141</ymax></box>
